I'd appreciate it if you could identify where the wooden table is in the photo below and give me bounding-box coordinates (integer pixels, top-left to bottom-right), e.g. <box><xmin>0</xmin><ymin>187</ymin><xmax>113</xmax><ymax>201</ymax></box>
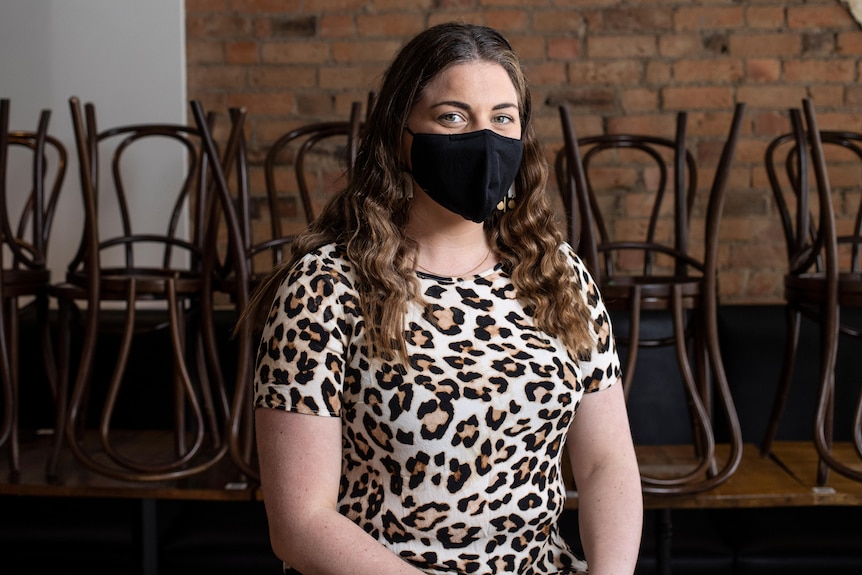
<box><xmin>1</xmin><ymin>429</ymin><xmax>256</xmax><ymax>575</ymax></box>
<box><xmin>770</xmin><ymin>440</ymin><xmax>862</xmax><ymax>504</ymax></box>
<box><xmin>563</xmin><ymin>442</ymin><xmax>862</xmax><ymax>575</ymax></box>
<box><xmin>3</xmin><ymin>434</ymin><xmax>861</xmax><ymax>575</ymax></box>
<box><xmin>0</xmin><ymin>429</ymin><xmax>256</xmax><ymax>501</ymax></box>
<box><xmin>561</xmin><ymin>442</ymin><xmax>862</xmax><ymax>509</ymax></box>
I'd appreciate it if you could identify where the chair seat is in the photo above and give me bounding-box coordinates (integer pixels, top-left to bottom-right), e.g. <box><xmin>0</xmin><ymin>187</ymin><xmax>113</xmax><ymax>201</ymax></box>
<box><xmin>0</xmin><ymin>268</ymin><xmax>51</xmax><ymax>296</ymax></box>
<box><xmin>66</xmin><ymin>268</ymin><xmax>205</xmax><ymax>297</ymax></box>
<box><xmin>784</xmin><ymin>272</ymin><xmax>862</xmax><ymax>307</ymax></box>
<box><xmin>602</xmin><ymin>275</ymin><xmax>704</xmax><ymax>311</ymax></box>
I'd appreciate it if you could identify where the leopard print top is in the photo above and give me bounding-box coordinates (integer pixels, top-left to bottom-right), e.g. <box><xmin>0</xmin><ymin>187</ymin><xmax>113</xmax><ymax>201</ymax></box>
<box><xmin>254</xmin><ymin>242</ymin><xmax>621</xmax><ymax>575</ymax></box>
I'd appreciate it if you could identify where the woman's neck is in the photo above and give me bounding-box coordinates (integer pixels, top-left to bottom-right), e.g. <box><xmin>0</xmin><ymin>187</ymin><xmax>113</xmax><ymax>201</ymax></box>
<box><xmin>407</xmin><ymin>191</ymin><xmax>496</xmax><ymax>276</ymax></box>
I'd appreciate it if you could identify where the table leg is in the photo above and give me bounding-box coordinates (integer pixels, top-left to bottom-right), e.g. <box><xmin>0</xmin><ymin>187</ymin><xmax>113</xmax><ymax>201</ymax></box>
<box><xmin>656</xmin><ymin>508</ymin><xmax>672</xmax><ymax>575</ymax></box>
<box><xmin>134</xmin><ymin>498</ymin><xmax>159</xmax><ymax>575</ymax></box>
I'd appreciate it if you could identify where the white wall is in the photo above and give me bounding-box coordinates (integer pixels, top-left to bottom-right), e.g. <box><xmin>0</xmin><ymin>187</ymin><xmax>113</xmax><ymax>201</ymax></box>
<box><xmin>0</xmin><ymin>0</ymin><xmax>186</xmax><ymax>281</ymax></box>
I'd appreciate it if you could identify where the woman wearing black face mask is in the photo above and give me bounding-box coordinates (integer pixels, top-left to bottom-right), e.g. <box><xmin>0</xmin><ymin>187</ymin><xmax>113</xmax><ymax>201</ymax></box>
<box><xmin>244</xmin><ymin>22</ymin><xmax>642</xmax><ymax>575</ymax></box>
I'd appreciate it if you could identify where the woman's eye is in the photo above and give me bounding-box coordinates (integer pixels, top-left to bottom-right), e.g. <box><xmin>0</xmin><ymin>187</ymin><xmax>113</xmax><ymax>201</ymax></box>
<box><xmin>493</xmin><ymin>114</ymin><xmax>515</xmax><ymax>125</ymax></box>
<box><xmin>439</xmin><ymin>112</ymin><xmax>465</xmax><ymax>123</ymax></box>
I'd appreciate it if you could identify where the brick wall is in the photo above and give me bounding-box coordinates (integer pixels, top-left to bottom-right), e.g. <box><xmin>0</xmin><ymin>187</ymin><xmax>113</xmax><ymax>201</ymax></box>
<box><xmin>186</xmin><ymin>0</ymin><xmax>862</xmax><ymax>305</ymax></box>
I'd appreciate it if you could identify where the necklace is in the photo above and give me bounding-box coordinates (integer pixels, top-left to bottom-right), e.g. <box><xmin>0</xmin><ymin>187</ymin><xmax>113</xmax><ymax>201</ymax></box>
<box><xmin>415</xmin><ymin>246</ymin><xmax>493</xmax><ymax>278</ymax></box>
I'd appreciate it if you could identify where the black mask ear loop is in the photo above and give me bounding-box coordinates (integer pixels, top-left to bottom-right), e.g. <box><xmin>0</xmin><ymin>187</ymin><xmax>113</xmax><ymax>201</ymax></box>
<box><xmin>402</xmin><ymin>126</ymin><xmax>416</xmax><ymax>175</ymax></box>
<box><xmin>401</xmin><ymin>126</ymin><xmax>416</xmax><ymax>199</ymax></box>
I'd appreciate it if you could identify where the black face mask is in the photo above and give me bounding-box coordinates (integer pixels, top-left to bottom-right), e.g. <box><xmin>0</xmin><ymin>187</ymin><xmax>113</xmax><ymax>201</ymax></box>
<box><xmin>407</xmin><ymin>128</ymin><xmax>524</xmax><ymax>223</ymax></box>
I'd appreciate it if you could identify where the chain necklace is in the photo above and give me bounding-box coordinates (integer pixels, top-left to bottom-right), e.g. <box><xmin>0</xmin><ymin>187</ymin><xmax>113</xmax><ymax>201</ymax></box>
<box><xmin>415</xmin><ymin>246</ymin><xmax>493</xmax><ymax>278</ymax></box>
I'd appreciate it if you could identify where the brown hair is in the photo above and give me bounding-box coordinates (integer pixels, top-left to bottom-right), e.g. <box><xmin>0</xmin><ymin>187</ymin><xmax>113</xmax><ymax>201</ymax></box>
<box><xmin>243</xmin><ymin>22</ymin><xmax>593</xmax><ymax>359</ymax></box>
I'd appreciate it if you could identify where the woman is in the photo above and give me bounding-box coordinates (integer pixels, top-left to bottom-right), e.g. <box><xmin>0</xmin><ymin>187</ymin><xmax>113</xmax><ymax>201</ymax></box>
<box><xmin>249</xmin><ymin>22</ymin><xmax>642</xmax><ymax>575</ymax></box>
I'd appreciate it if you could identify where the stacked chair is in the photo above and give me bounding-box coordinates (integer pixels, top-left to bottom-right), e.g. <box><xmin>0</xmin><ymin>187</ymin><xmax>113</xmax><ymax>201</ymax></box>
<box><xmin>223</xmin><ymin>96</ymin><xmax>371</xmax><ymax>481</ymax></box>
<box><xmin>761</xmin><ymin>98</ymin><xmax>862</xmax><ymax>486</ymax></box>
<box><xmin>0</xmin><ymin>99</ymin><xmax>67</xmax><ymax>480</ymax></box>
<box><xmin>46</xmin><ymin>98</ymin><xmax>247</xmax><ymax>482</ymax></box>
<box><xmin>556</xmin><ymin>102</ymin><xmax>747</xmax><ymax>495</ymax></box>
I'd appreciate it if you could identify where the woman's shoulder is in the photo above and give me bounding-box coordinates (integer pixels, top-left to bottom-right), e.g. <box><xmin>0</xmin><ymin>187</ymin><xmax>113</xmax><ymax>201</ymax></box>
<box><xmin>557</xmin><ymin>241</ymin><xmax>588</xmax><ymax>271</ymax></box>
<box><xmin>285</xmin><ymin>242</ymin><xmax>357</xmax><ymax>288</ymax></box>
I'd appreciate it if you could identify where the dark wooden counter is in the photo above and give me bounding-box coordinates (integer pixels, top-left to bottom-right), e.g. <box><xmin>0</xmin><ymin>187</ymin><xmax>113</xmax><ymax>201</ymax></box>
<box><xmin>0</xmin><ymin>429</ymin><xmax>255</xmax><ymax>501</ymax></box>
<box><xmin>563</xmin><ymin>442</ymin><xmax>862</xmax><ymax>509</ymax></box>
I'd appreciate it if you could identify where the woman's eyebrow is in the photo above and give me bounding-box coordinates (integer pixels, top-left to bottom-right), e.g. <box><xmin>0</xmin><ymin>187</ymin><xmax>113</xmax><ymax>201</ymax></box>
<box><xmin>429</xmin><ymin>100</ymin><xmax>519</xmax><ymax>111</ymax></box>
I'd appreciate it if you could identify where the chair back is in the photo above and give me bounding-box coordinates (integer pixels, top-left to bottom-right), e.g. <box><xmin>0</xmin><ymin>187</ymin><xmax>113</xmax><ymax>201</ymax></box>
<box><xmin>0</xmin><ymin>99</ymin><xmax>67</xmax><ymax>283</ymax></box>
<box><xmin>556</xmin><ymin>103</ymin><xmax>746</xmax><ymax>495</ymax></box>
<box><xmin>67</xmin><ymin>99</ymin><xmax>224</xmax><ymax>284</ymax></box>
<box><xmin>556</xmin><ymin>110</ymin><xmax>698</xmax><ymax>283</ymax></box>
<box><xmin>766</xmin><ymin>104</ymin><xmax>862</xmax><ymax>291</ymax></box>
<box><xmin>253</xmin><ymin>100</ymin><xmax>367</xmax><ymax>272</ymax></box>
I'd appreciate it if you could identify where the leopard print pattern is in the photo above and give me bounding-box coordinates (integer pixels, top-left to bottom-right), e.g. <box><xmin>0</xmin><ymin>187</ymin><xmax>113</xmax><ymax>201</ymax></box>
<box><xmin>254</xmin><ymin>242</ymin><xmax>620</xmax><ymax>575</ymax></box>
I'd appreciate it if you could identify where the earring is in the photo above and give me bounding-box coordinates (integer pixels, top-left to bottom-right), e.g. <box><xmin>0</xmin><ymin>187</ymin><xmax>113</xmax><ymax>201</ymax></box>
<box><xmin>401</xmin><ymin>171</ymin><xmax>414</xmax><ymax>200</ymax></box>
<box><xmin>497</xmin><ymin>183</ymin><xmax>516</xmax><ymax>212</ymax></box>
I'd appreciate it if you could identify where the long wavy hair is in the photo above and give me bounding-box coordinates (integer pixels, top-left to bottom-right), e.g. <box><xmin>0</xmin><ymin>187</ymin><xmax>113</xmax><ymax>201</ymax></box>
<box><xmin>244</xmin><ymin>22</ymin><xmax>594</xmax><ymax>360</ymax></box>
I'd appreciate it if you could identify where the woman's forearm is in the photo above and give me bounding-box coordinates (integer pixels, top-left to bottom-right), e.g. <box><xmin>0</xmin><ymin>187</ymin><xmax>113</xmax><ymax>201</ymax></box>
<box><xmin>257</xmin><ymin>409</ymin><xmax>427</xmax><ymax>575</ymax></box>
<box><xmin>270</xmin><ymin>506</ymin><xmax>427</xmax><ymax>575</ymax></box>
<box><xmin>575</xmin><ymin>461</ymin><xmax>643</xmax><ymax>575</ymax></box>
<box><xmin>567</xmin><ymin>382</ymin><xmax>643</xmax><ymax>575</ymax></box>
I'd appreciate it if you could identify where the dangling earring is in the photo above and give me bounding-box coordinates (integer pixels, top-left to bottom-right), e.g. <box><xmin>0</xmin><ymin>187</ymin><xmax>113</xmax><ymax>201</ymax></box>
<box><xmin>497</xmin><ymin>183</ymin><xmax>516</xmax><ymax>212</ymax></box>
<box><xmin>401</xmin><ymin>171</ymin><xmax>414</xmax><ymax>200</ymax></box>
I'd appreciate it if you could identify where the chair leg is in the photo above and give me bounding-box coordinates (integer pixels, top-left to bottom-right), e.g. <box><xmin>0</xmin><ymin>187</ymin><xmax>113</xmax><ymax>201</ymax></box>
<box><xmin>760</xmin><ymin>305</ymin><xmax>801</xmax><ymax>456</ymax></box>
<box><xmin>670</xmin><ymin>286</ymin><xmax>714</xmax><ymax>473</ymax></box>
<box><xmin>46</xmin><ymin>298</ymin><xmax>74</xmax><ymax>482</ymax></box>
<box><xmin>0</xmin><ymin>295</ymin><xmax>16</xmax><ymax>477</ymax></box>
<box><xmin>691</xmin><ymin>309</ymin><xmax>717</xmax><ymax>476</ymax></box>
<box><xmin>622</xmin><ymin>285</ymin><xmax>642</xmax><ymax>401</ymax></box>
<box><xmin>815</xmin><ymin>302</ymin><xmax>838</xmax><ymax>486</ymax></box>
<box><xmin>8</xmin><ymin>299</ymin><xmax>20</xmax><ymax>480</ymax></box>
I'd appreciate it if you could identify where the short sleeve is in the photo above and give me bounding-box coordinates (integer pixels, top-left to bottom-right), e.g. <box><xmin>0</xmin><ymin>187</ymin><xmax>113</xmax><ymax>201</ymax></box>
<box><xmin>252</xmin><ymin>247</ymin><xmax>359</xmax><ymax>416</ymax></box>
<box><xmin>562</xmin><ymin>244</ymin><xmax>622</xmax><ymax>393</ymax></box>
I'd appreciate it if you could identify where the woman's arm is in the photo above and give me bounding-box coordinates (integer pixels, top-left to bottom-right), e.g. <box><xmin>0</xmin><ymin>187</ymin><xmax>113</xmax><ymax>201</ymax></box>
<box><xmin>256</xmin><ymin>408</ymin><xmax>427</xmax><ymax>575</ymax></box>
<box><xmin>567</xmin><ymin>381</ymin><xmax>643</xmax><ymax>575</ymax></box>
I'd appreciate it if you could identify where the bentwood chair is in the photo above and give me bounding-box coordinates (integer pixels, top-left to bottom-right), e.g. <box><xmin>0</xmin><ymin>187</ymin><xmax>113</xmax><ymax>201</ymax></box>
<box><xmin>556</xmin><ymin>103</ymin><xmax>747</xmax><ymax>495</ymax></box>
<box><xmin>0</xmin><ymin>99</ymin><xmax>66</xmax><ymax>479</ymax></box>
<box><xmin>223</xmin><ymin>97</ymin><xmax>370</xmax><ymax>481</ymax></box>
<box><xmin>761</xmin><ymin>98</ymin><xmax>862</xmax><ymax>485</ymax></box>
<box><xmin>49</xmin><ymin>97</ymin><xmax>246</xmax><ymax>482</ymax></box>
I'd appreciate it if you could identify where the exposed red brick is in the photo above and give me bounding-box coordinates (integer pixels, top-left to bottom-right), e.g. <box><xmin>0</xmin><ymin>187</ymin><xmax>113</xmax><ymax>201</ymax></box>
<box><xmin>547</xmin><ymin>38</ymin><xmax>581</xmax><ymax>60</ymax></box>
<box><xmin>226</xmin><ymin>41</ymin><xmax>259</xmax><ymax>64</ymax></box>
<box><xmin>484</xmin><ymin>10</ymin><xmax>530</xmax><ymax>32</ymax></box>
<box><xmin>319</xmin><ymin>15</ymin><xmax>355</xmax><ymax>38</ymax></box>
<box><xmin>355</xmin><ymin>13</ymin><xmax>426</xmax><ymax>37</ymax></box>
<box><xmin>729</xmin><ymin>34</ymin><xmax>801</xmax><ymax>57</ymax></box>
<box><xmin>675</xmin><ymin>6</ymin><xmax>745</xmax><ymax>32</ymax></box>
<box><xmin>672</xmin><ymin>59</ymin><xmax>744</xmax><ymax>84</ymax></box>
<box><xmin>182</xmin><ymin>0</ymin><xmax>862</xmax><ymax>305</ymax></box>
<box><xmin>230</xmin><ymin>0</ymin><xmax>302</xmax><ymax>12</ymax></box>
<box><xmin>744</xmin><ymin>59</ymin><xmax>781</xmax><ymax>83</ymax></box>
<box><xmin>587</xmin><ymin>35</ymin><xmax>657</xmax><ymax>58</ymax></box>
<box><xmin>658</xmin><ymin>34</ymin><xmax>702</xmax><ymax>58</ymax></box>
<box><xmin>784</xmin><ymin>59</ymin><xmax>856</xmax><ymax>83</ymax></box>
<box><xmin>787</xmin><ymin>4</ymin><xmax>856</xmax><ymax>29</ymax></box>
<box><xmin>662</xmin><ymin>86</ymin><xmax>735</xmax><ymax>110</ymax></box>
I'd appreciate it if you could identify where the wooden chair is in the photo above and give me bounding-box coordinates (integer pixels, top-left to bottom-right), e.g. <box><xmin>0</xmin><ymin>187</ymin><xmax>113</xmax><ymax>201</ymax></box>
<box><xmin>48</xmin><ymin>97</ymin><xmax>246</xmax><ymax>482</ymax></box>
<box><xmin>556</xmin><ymin>103</ymin><xmax>747</xmax><ymax>494</ymax></box>
<box><xmin>0</xmin><ymin>99</ymin><xmax>67</xmax><ymax>480</ymax></box>
<box><xmin>221</xmin><ymin>97</ymin><xmax>370</xmax><ymax>481</ymax></box>
<box><xmin>760</xmin><ymin>98</ymin><xmax>862</xmax><ymax>485</ymax></box>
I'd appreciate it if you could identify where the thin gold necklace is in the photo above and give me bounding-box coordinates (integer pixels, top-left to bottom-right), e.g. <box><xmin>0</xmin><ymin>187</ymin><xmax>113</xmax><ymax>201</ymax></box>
<box><xmin>415</xmin><ymin>247</ymin><xmax>493</xmax><ymax>278</ymax></box>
